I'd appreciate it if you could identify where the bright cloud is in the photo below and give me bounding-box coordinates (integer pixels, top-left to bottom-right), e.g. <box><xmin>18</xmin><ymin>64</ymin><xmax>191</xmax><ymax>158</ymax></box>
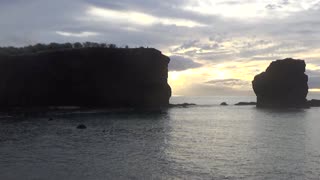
<box><xmin>86</xmin><ymin>6</ymin><xmax>206</xmax><ymax>28</ymax></box>
<box><xmin>56</xmin><ymin>31</ymin><xmax>100</xmax><ymax>37</ymax></box>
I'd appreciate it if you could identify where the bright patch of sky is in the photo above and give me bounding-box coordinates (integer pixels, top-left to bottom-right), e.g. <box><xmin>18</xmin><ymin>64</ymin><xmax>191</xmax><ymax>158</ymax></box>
<box><xmin>184</xmin><ymin>0</ymin><xmax>320</xmax><ymax>19</ymax></box>
<box><xmin>85</xmin><ymin>6</ymin><xmax>205</xmax><ymax>27</ymax></box>
<box><xmin>56</xmin><ymin>31</ymin><xmax>100</xmax><ymax>37</ymax></box>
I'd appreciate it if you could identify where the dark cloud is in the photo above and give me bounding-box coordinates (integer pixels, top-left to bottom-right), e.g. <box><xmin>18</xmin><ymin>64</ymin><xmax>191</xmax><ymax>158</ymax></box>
<box><xmin>265</xmin><ymin>0</ymin><xmax>290</xmax><ymax>10</ymax></box>
<box><xmin>0</xmin><ymin>0</ymin><xmax>88</xmax><ymax>46</ymax></box>
<box><xmin>172</xmin><ymin>40</ymin><xmax>199</xmax><ymax>51</ymax></box>
<box><xmin>280</xmin><ymin>0</ymin><xmax>290</xmax><ymax>5</ymax></box>
<box><xmin>199</xmin><ymin>43</ymin><xmax>220</xmax><ymax>51</ymax></box>
<box><xmin>306</xmin><ymin>70</ymin><xmax>320</xmax><ymax>89</ymax></box>
<box><xmin>209</xmin><ymin>34</ymin><xmax>225</xmax><ymax>43</ymax></box>
<box><xmin>169</xmin><ymin>56</ymin><xmax>203</xmax><ymax>71</ymax></box>
<box><xmin>308</xmin><ymin>77</ymin><xmax>320</xmax><ymax>89</ymax></box>
<box><xmin>265</xmin><ymin>4</ymin><xmax>282</xmax><ymax>10</ymax></box>
<box><xmin>238</xmin><ymin>43</ymin><xmax>307</xmax><ymax>59</ymax></box>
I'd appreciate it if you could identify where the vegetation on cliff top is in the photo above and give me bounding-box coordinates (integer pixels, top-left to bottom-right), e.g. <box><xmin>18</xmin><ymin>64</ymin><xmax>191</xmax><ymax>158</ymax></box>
<box><xmin>0</xmin><ymin>42</ymin><xmax>149</xmax><ymax>56</ymax></box>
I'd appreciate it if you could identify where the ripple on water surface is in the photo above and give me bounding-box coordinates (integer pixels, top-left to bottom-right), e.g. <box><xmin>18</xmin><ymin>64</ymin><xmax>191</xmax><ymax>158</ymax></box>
<box><xmin>0</xmin><ymin>96</ymin><xmax>319</xmax><ymax>179</ymax></box>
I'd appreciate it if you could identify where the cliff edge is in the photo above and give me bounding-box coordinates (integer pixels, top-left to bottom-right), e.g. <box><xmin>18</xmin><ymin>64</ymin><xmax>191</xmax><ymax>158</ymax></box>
<box><xmin>0</xmin><ymin>48</ymin><xmax>171</xmax><ymax>108</ymax></box>
<box><xmin>252</xmin><ymin>58</ymin><xmax>308</xmax><ymax>108</ymax></box>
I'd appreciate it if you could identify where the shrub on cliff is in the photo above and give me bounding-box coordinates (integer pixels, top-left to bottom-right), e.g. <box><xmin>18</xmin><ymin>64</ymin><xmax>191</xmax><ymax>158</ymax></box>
<box><xmin>0</xmin><ymin>42</ymin><xmax>131</xmax><ymax>56</ymax></box>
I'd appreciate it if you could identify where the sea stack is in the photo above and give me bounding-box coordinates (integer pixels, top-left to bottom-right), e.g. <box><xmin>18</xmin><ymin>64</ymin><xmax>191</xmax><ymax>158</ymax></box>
<box><xmin>0</xmin><ymin>48</ymin><xmax>171</xmax><ymax>108</ymax></box>
<box><xmin>252</xmin><ymin>58</ymin><xmax>308</xmax><ymax>108</ymax></box>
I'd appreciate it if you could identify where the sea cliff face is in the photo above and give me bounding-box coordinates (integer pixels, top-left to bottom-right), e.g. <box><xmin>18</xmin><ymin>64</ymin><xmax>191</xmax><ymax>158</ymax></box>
<box><xmin>252</xmin><ymin>58</ymin><xmax>308</xmax><ymax>108</ymax></box>
<box><xmin>0</xmin><ymin>48</ymin><xmax>171</xmax><ymax>108</ymax></box>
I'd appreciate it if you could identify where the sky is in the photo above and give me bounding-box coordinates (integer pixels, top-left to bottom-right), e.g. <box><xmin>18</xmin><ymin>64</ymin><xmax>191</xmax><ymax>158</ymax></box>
<box><xmin>1</xmin><ymin>0</ymin><xmax>320</xmax><ymax>96</ymax></box>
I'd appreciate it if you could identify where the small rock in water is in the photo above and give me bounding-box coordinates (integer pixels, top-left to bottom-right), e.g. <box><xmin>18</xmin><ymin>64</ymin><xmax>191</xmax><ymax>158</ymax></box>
<box><xmin>235</xmin><ymin>102</ymin><xmax>257</xmax><ymax>106</ymax></box>
<box><xmin>220</xmin><ymin>102</ymin><xmax>228</xmax><ymax>106</ymax></box>
<box><xmin>77</xmin><ymin>124</ymin><xmax>87</xmax><ymax>129</ymax></box>
<box><xmin>307</xmin><ymin>99</ymin><xmax>320</xmax><ymax>107</ymax></box>
<box><xmin>169</xmin><ymin>103</ymin><xmax>196</xmax><ymax>108</ymax></box>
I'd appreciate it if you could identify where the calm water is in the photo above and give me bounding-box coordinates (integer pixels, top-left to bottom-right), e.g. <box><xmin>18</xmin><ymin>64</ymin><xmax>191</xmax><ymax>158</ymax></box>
<box><xmin>0</xmin><ymin>96</ymin><xmax>320</xmax><ymax>180</ymax></box>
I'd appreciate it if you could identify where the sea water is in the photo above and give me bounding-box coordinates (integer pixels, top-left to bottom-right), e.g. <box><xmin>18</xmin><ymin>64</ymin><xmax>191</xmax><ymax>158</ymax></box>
<box><xmin>0</xmin><ymin>96</ymin><xmax>319</xmax><ymax>179</ymax></box>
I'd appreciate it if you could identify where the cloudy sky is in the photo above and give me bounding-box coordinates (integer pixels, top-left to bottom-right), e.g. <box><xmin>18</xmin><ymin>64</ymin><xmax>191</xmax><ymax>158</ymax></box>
<box><xmin>1</xmin><ymin>0</ymin><xmax>320</xmax><ymax>96</ymax></box>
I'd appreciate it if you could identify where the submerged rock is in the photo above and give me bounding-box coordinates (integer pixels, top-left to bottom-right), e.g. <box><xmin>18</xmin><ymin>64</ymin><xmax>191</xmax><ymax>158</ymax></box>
<box><xmin>252</xmin><ymin>58</ymin><xmax>308</xmax><ymax>108</ymax></box>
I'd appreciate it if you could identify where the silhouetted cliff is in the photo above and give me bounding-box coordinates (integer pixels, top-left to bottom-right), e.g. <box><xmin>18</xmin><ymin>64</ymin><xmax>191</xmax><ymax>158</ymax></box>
<box><xmin>252</xmin><ymin>58</ymin><xmax>308</xmax><ymax>108</ymax></box>
<box><xmin>0</xmin><ymin>47</ymin><xmax>171</xmax><ymax>108</ymax></box>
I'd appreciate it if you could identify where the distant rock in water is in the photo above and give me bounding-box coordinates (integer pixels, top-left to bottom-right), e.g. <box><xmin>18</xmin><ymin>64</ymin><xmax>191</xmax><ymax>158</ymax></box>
<box><xmin>0</xmin><ymin>48</ymin><xmax>171</xmax><ymax>108</ymax></box>
<box><xmin>169</xmin><ymin>103</ymin><xmax>196</xmax><ymax>108</ymax></box>
<box><xmin>307</xmin><ymin>99</ymin><xmax>320</xmax><ymax>107</ymax></box>
<box><xmin>220</xmin><ymin>102</ymin><xmax>228</xmax><ymax>106</ymax></box>
<box><xmin>77</xmin><ymin>124</ymin><xmax>87</xmax><ymax>129</ymax></box>
<box><xmin>235</xmin><ymin>102</ymin><xmax>257</xmax><ymax>106</ymax></box>
<box><xmin>252</xmin><ymin>58</ymin><xmax>308</xmax><ymax>108</ymax></box>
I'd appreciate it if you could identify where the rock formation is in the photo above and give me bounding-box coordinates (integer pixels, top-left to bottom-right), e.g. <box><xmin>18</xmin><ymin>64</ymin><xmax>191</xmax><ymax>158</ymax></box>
<box><xmin>0</xmin><ymin>48</ymin><xmax>171</xmax><ymax>108</ymax></box>
<box><xmin>77</xmin><ymin>124</ymin><xmax>87</xmax><ymax>129</ymax></box>
<box><xmin>252</xmin><ymin>58</ymin><xmax>308</xmax><ymax>108</ymax></box>
<box><xmin>235</xmin><ymin>102</ymin><xmax>257</xmax><ymax>106</ymax></box>
<box><xmin>307</xmin><ymin>99</ymin><xmax>320</xmax><ymax>107</ymax></box>
<box><xmin>220</xmin><ymin>102</ymin><xmax>228</xmax><ymax>106</ymax></box>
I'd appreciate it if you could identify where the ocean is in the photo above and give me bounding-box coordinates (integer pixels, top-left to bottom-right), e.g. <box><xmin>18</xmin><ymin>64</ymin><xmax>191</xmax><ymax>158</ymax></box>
<box><xmin>0</xmin><ymin>96</ymin><xmax>319</xmax><ymax>179</ymax></box>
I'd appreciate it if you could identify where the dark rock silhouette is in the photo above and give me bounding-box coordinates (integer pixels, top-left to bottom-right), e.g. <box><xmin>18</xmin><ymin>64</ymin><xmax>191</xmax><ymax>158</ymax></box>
<box><xmin>252</xmin><ymin>58</ymin><xmax>308</xmax><ymax>108</ymax></box>
<box><xmin>307</xmin><ymin>99</ymin><xmax>320</xmax><ymax>107</ymax></box>
<box><xmin>220</xmin><ymin>102</ymin><xmax>228</xmax><ymax>106</ymax></box>
<box><xmin>235</xmin><ymin>102</ymin><xmax>257</xmax><ymax>106</ymax></box>
<box><xmin>0</xmin><ymin>47</ymin><xmax>171</xmax><ymax>108</ymax></box>
<box><xmin>168</xmin><ymin>103</ymin><xmax>196</xmax><ymax>108</ymax></box>
<box><xmin>77</xmin><ymin>124</ymin><xmax>87</xmax><ymax>129</ymax></box>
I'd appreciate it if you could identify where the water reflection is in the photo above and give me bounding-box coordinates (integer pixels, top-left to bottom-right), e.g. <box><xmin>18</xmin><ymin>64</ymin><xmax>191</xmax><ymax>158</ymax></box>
<box><xmin>165</xmin><ymin>106</ymin><xmax>257</xmax><ymax>179</ymax></box>
<box><xmin>0</xmin><ymin>108</ymin><xmax>172</xmax><ymax>180</ymax></box>
<box><xmin>251</xmin><ymin>108</ymin><xmax>309</xmax><ymax>179</ymax></box>
<box><xmin>0</xmin><ymin>105</ymin><xmax>319</xmax><ymax>179</ymax></box>
<box><xmin>256</xmin><ymin>107</ymin><xmax>307</xmax><ymax>114</ymax></box>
